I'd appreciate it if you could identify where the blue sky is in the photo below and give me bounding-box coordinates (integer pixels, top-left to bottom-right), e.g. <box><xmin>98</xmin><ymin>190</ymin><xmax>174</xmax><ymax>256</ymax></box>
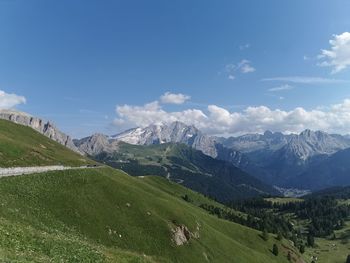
<box><xmin>1</xmin><ymin>0</ymin><xmax>350</xmax><ymax>137</ymax></box>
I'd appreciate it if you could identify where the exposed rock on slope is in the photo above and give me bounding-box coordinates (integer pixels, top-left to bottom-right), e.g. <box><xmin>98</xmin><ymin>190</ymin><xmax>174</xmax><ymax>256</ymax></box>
<box><xmin>171</xmin><ymin>222</ymin><xmax>200</xmax><ymax>246</ymax></box>
<box><xmin>172</xmin><ymin>225</ymin><xmax>192</xmax><ymax>246</ymax></box>
<box><xmin>0</xmin><ymin>109</ymin><xmax>81</xmax><ymax>154</ymax></box>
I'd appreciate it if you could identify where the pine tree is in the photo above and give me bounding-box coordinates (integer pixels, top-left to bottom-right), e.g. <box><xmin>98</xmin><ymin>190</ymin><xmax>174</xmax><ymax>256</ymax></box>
<box><xmin>272</xmin><ymin>244</ymin><xmax>279</xmax><ymax>256</ymax></box>
<box><xmin>262</xmin><ymin>229</ymin><xmax>269</xmax><ymax>241</ymax></box>
<box><xmin>331</xmin><ymin>233</ymin><xmax>336</xmax><ymax>240</ymax></box>
<box><xmin>277</xmin><ymin>232</ymin><xmax>283</xmax><ymax>241</ymax></box>
<box><xmin>182</xmin><ymin>195</ymin><xmax>190</xmax><ymax>202</ymax></box>
<box><xmin>307</xmin><ymin>234</ymin><xmax>315</xmax><ymax>247</ymax></box>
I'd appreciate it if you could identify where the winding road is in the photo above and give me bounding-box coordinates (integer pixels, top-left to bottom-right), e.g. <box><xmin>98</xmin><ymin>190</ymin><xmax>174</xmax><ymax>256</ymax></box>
<box><xmin>0</xmin><ymin>165</ymin><xmax>99</xmax><ymax>178</ymax></box>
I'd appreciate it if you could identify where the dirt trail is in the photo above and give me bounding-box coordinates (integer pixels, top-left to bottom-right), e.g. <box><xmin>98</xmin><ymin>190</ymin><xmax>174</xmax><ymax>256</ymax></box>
<box><xmin>0</xmin><ymin>165</ymin><xmax>99</xmax><ymax>178</ymax></box>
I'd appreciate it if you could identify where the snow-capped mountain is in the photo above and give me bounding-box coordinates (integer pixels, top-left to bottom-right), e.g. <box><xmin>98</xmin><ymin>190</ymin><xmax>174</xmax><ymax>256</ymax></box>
<box><xmin>75</xmin><ymin>121</ymin><xmax>253</xmax><ymax>172</ymax></box>
<box><xmin>112</xmin><ymin>121</ymin><xmax>218</xmax><ymax>158</ymax></box>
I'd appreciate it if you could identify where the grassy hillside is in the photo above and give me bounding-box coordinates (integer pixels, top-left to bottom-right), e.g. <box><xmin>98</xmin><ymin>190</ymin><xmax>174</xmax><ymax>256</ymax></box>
<box><xmin>0</xmin><ymin>119</ymin><xmax>92</xmax><ymax>167</ymax></box>
<box><xmin>94</xmin><ymin>142</ymin><xmax>279</xmax><ymax>202</ymax></box>
<box><xmin>0</xmin><ymin>167</ymin><xmax>299</xmax><ymax>262</ymax></box>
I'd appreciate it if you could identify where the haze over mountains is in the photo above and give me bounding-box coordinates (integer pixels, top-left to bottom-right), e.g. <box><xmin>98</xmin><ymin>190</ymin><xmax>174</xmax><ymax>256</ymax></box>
<box><xmin>218</xmin><ymin>129</ymin><xmax>350</xmax><ymax>187</ymax></box>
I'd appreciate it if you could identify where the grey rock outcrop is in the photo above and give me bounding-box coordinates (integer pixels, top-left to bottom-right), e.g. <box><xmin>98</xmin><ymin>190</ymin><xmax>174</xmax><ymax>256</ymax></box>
<box><xmin>0</xmin><ymin>109</ymin><xmax>81</xmax><ymax>154</ymax></box>
<box><xmin>73</xmin><ymin>133</ymin><xmax>121</xmax><ymax>156</ymax></box>
<box><xmin>171</xmin><ymin>222</ymin><xmax>200</xmax><ymax>246</ymax></box>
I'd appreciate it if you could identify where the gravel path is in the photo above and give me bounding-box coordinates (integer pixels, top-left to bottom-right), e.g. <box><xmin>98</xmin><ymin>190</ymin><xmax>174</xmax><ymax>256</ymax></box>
<box><xmin>0</xmin><ymin>165</ymin><xmax>98</xmax><ymax>178</ymax></box>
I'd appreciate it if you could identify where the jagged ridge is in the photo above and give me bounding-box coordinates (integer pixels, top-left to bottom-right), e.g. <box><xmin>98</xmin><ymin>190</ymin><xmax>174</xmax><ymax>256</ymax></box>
<box><xmin>0</xmin><ymin>109</ymin><xmax>81</xmax><ymax>154</ymax></box>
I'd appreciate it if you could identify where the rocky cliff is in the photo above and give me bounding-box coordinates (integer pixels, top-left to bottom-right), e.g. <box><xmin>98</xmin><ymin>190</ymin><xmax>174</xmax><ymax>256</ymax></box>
<box><xmin>0</xmin><ymin>109</ymin><xmax>81</xmax><ymax>154</ymax></box>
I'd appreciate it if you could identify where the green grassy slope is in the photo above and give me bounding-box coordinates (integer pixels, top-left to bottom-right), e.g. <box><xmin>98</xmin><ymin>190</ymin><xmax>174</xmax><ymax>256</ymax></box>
<box><xmin>0</xmin><ymin>119</ymin><xmax>92</xmax><ymax>167</ymax></box>
<box><xmin>302</xmin><ymin>221</ymin><xmax>350</xmax><ymax>263</ymax></box>
<box><xmin>0</xmin><ymin>167</ymin><xmax>298</xmax><ymax>262</ymax></box>
<box><xmin>94</xmin><ymin>142</ymin><xmax>279</xmax><ymax>202</ymax></box>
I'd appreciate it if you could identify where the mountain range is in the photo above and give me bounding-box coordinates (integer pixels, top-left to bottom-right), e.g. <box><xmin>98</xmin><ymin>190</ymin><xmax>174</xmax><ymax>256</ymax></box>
<box><xmin>75</xmin><ymin>121</ymin><xmax>350</xmax><ymax>192</ymax></box>
<box><xmin>4</xmin><ymin>110</ymin><xmax>350</xmax><ymax>193</ymax></box>
<box><xmin>218</xmin><ymin>129</ymin><xmax>350</xmax><ymax>187</ymax></box>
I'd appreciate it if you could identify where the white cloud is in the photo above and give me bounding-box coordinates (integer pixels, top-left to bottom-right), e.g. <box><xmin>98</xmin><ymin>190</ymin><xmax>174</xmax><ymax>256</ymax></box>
<box><xmin>160</xmin><ymin>92</ymin><xmax>190</xmax><ymax>104</ymax></box>
<box><xmin>115</xmin><ymin>100</ymin><xmax>207</xmax><ymax>129</ymax></box>
<box><xmin>268</xmin><ymin>84</ymin><xmax>294</xmax><ymax>92</ymax></box>
<box><xmin>262</xmin><ymin>76</ymin><xmax>348</xmax><ymax>84</ymax></box>
<box><xmin>318</xmin><ymin>32</ymin><xmax>350</xmax><ymax>73</ymax></box>
<box><xmin>0</xmin><ymin>90</ymin><xmax>26</xmax><ymax>109</ymax></box>
<box><xmin>238</xmin><ymin>59</ymin><xmax>256</xmax><ymax>73</ymax></box>
<box><xmin>224</xmin><ymin>59</ymin><xmax>255</xmax><ymax>80</ymax></box>
<box><xmin>239</xmin><ymin>43</ymin><xmax>251</xmax><ymax>50</ymax></box>
<box><xmin>114</xmin><ymin>97</ymin><xmax>350</xmax><ymax>136</ymax></box>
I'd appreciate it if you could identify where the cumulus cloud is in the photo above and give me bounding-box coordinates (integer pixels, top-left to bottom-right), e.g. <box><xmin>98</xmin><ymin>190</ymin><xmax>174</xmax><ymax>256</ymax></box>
<box><xmin>115</xmin><ymin>101</ymin><xmax>207</xmax><ymax>129</ymax></box>
<box><xmin>0</xmin><ymin>90</ymin><xmax>26</xmax><ymax>109</ymax></box>
<box><xmin>224</xmin><ymin>59</ymin><xmax>255</xmax><ymax>80</ymax></box>
<box><xmin>114</xmin><ymin>97</ymin><xmax>350</xmax><ymax>136</ymax></box>
<box><xmin>268</xmin><ymin>84</ymin><xmax>294</xmax><ymax>92</ymax></box>
<box><xmin>262</xmin><ymin>76</ymin><xmax>348</xmax><ymax>84</ymax></box>
<box><xmin>318</xmin><ymin>32</ymin><xmax>350</xmax><ymax>73</ymax></box>
<box><xmin>160</xmin><ymin>92</ymin><xmax>190</xmax><ymax>104</ymax></box>
<box><xmin>239</xmin><ymin>59</ymin><xmax>256</xmax><ymax>73</ymax></box>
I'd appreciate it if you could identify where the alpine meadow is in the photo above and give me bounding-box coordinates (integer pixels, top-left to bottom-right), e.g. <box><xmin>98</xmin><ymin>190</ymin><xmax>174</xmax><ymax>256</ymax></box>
<box><xmin>1</xmin><ymin>1</ymin><xmax>350</xmax><ymax>262</ymax></box>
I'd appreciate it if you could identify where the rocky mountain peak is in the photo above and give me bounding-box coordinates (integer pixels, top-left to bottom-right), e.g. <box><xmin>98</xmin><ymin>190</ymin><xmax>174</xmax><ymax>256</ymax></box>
<box><xmin>74</xmin><ymin>121</ymin><xmax>219</xmax><ymax>160</ymax></box>
<box><xmin>300</xmin><ymin>129</ymin><xmax>312</xmax><ymax>137</ymax></box>
<box><xmin>0</xmin><ymin>109</ymin><xmax>81</xmax><ymax>154</ymax></box>
<box><xmin>263</xmin><ymin>130</ymin><xmax>273</xmax><ymax>137</ymax></box>
<box><xmin>74</xmin><ymin>133</ymin><xmax>120</xmax><ymax>156</ymax></box>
